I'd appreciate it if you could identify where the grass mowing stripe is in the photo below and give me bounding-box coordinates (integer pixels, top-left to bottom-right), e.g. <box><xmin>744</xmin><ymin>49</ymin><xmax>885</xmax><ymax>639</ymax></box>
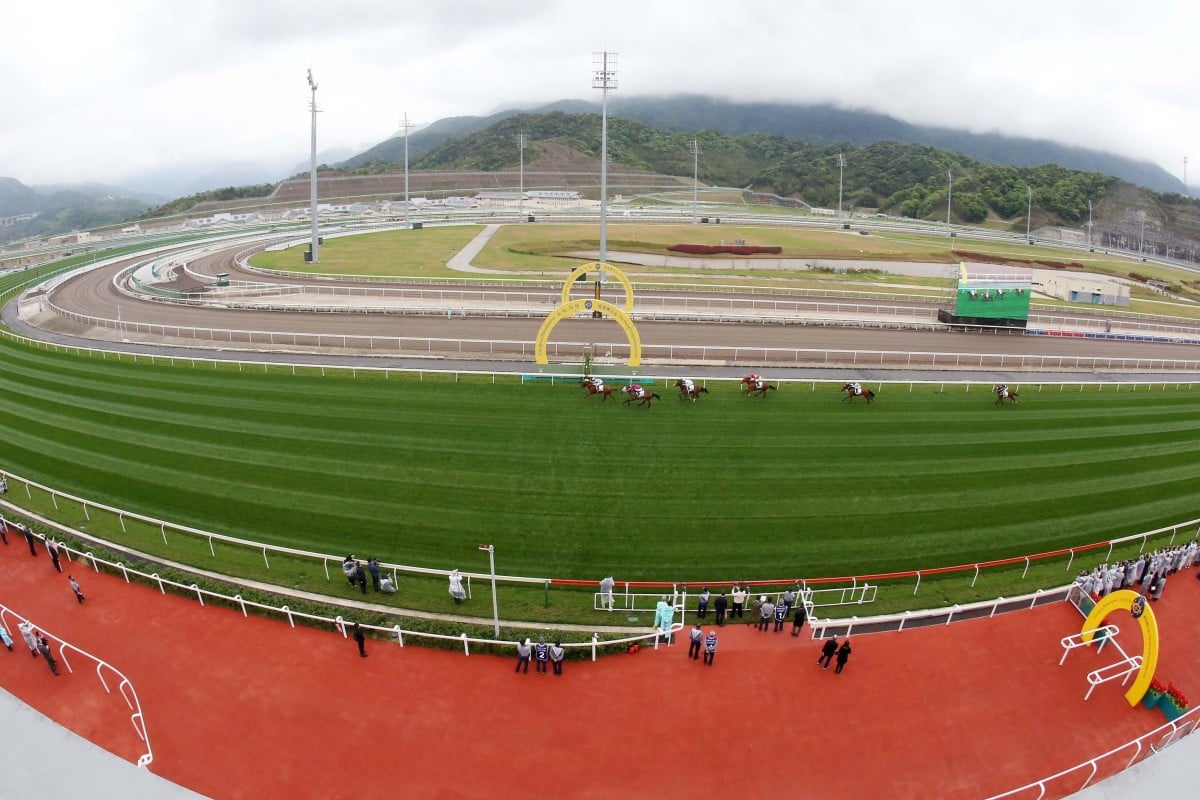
<box><xmin>2</xmin><ymin>337</ymin><xmax>1199</xmax><ymax>579</ymax></box>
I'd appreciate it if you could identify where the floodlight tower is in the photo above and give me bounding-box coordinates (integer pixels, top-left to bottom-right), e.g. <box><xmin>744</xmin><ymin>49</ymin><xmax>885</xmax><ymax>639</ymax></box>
<box><xmin>592</xmin><ymin>51</ymin><xmax>618</xmax><ymax>264</ymax></box>
<box><xmin>837</xmin><ymin>153</ymin><xmax>846</xmax><ymax>220</ymax></box>
<box><xmin>400</xmin><ymin>112</ymin><xmax>415</xmax><ymax>228</ymax></box>
<box><xmin>691</xmin><ymin>138</ymin><xmax>702</xmax><ymax>224</ymax></box>
<box><xmin>518</xmin><ymin>133</ymin><xmax>527</xmax><ymax>221</ymax></box>
<box><xmin>306</xmin><ymin>69</ymin><xmax>320</xmax><ymax>263</ymax></box>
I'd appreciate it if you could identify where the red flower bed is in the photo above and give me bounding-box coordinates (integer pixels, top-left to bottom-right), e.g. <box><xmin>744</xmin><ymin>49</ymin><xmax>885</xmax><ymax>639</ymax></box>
<box><xmin>668</xmin><ymin>244</ymin><xmax>783</xmax><ymax>256</ymax></box>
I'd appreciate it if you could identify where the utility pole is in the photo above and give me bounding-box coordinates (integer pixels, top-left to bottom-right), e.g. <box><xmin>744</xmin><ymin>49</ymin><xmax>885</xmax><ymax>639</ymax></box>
<box><xmin>837</xmin><ymin>153</ymin><xmax>846</xmax><ymax>220</ymax></box>
<box><xmin>1026</xmin><ymin>185</ymin><xmax>1032</xmax><ymax>243</ymax></box>
<box><xmin>691</xmin><ymin>138</ymin><xmax>702</xmax><ymax>224</ymax></box>
<box><xmin>518</xmin><ymin>133</ymin><xmax>527</xmax><ymax>222</ymax></box>
<box><xmin>946</xmin><ymin>169</ymin><xmax>953</xmax><ymax>236</ymax></box>
<box><xmin>306</xmin><ymin>69</ymin><xmax>320</xmax><ymax>263</ymax></box>
<box><xmin>400</xmin><ymin>112</ymin><xmax>415</xmax><ymax>229</ymax></box>
<box><xmin>1087</xmin><ymin>199</ymin><xmax>1093</xmax><ymax>250</ymax></box>
<box><xmin>592</xmin><ymin>51</ymin><xmax>618</xmax><ymax>264</ymax></box>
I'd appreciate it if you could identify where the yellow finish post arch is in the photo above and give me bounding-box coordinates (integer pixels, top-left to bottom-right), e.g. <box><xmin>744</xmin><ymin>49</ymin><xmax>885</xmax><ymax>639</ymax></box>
<box><xmin>561</xmin><ymin>262</ymin><xmax>635</xmax><ymax>311</ymax></box>
<box><xmin>1081</xmin><ymin>589</ymin><xmax>1160</xmax><ymax>707</ymax></box>
<box><xmin>534</xmin><ymin>299</ymin><xmax>642</xmax><ymax>367</ymax></box>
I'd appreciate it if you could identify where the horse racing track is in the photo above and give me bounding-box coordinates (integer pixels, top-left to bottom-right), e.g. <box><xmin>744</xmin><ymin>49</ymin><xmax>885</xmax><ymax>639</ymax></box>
<box><xmin>0</xmin><ymin>332</ymin><xmax>1198</xmax><ymax>584</ymax></box>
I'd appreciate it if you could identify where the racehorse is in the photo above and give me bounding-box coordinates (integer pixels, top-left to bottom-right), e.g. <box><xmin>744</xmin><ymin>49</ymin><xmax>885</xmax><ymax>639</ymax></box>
<box><xmin>993</xmin><ymin>385</ymin><xmax>1019</xmax><ymax>405</ymax></box>
<box><xmin>621</xmin><ymin>385</ymin><xmax>661</xmax><ymax>407</ymax></box>
<box><xmin>841</xmin><ymin>383</ymin><xmax>876</xmax><ymax>404</ymax></box>
<box><xmin>744</xmin><ymin>380</ymin><xmax>777</xmax><ymax>398</ymax></box>
<box><xmin>581</xmin><ymin>378</ymin><xmax>615</xmax><ymax>401</ymax></box>
<box><xmin>740</xmin><ymin>374</ymin><xmax>763</xmax><ymax>393</ymax></box>
<box><xmin>674</xmin><ymin>380</ymin><xmax>709</xmax><ymax>401</ymax></box>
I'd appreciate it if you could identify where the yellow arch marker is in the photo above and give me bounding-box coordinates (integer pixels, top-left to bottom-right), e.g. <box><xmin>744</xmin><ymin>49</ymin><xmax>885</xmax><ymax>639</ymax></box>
<box><xmin>560</xmin><ymin>261</ymin><xmax>635</xmax><ymax>311</ymax></box>
<box><xmin>1081</xmin><ymin>589</ymin><xmax>1159</xmax><ymax>707</ymax></box>
<box><xmin>534</xmin><ymin>299</ymin><xmax>642</xmax><ymax>366</ymax></box>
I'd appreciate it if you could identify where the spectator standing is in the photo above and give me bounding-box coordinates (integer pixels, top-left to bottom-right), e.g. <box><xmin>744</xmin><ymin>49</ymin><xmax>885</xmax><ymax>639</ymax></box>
<box><xmin>354</xmin><ymin>561</ymin><xmax>368</xmax><ymax>595</ymax></box>
<box><xmin>36</xmin><ymin>634</ymin><xmax>59</xmax><ymax>675</ymax></box>
<box><xmin>1150</xmin><ymin>574</ymin><xmax>1166</xmax><ymax>601</ymax></box>
<box><xmin>534</xmin><ymin>635</ymin><xmax>550</xmax><ymax>675</ymax></box>
<box><xmin>781</xmin><ymin>587</ymin><xmax>796</xmax><ymax>613</ymax></box>
<box><xmin>703</xmin><ymin>630</ymin><xmax>718</xmax><ymax>666</ymax></box>
<box><xmin>0</xmin><ymin>521</ymin><xmax>7</xmax><ymax>546</ymax></box>
<box><xmin>688</xmin><ymin>623</ymin><xmax>703</xmax><ymax>660</ymax></box>
<box><xmin>341</xmin><ymin>555</ymin><xmax>357</xmax><ymax>586</ymax></box>
<box><xmin>0</xmin><ymin>475</ymin><xmax>8</xmax><ymax>494</ymax></box>
<box><xmin>68</xmin><ymin>575</ymin><xmax>85</xmax><ymax>604</ymax></box>
<box><xmin>654</xmin><ymin>597</ymin><xmax>676</xmax><ymax>645</ymax></box>
<box><xmin>515</xmin><ymin>638</ymin><xmax>531</xmax><ymax>674</ymax></box>
<box><xmin>696</xmin><ymin>587</ymin><xmax>710</xmax><ymax>619</ymax></box>
<box><xmin>731</xmin><ymin>585</ymin><xmax>747</xmax><ymax>619</ymax></box>
<box><xmin>24</xmin><ymin>527</ymin><xmax>38</xmax><ymax>558</ymax></box>
<box><xmin>599</xmin><ymin>575</ymin><xmax>615</xmax><ymax>611</ymax></box>
<box><xmin>367</xmin><ymin>558</ymin><xmax>381</xmax><ymax>592</ymax></box>
<box><xmin>757</xmin><ymin>598</ymin><xmax>774</xmax><ymax>632</ymax></box>
<box><xmin>791</xmin><ymin>603</ymin><xmax>808</xmax><ymax>637</ymax></box>
<box><xmin>818</xmin><ymin>637</ymin><xmax>839</xmax><ymax>670</ymax></box>
<box><xmin>835</xmin><ymin>639</ymin><xmax>852</xmax><ymax>674</ymax></box>
<box><xmin>47</xmin><ymin>539</ymin><xmax>63</xmax><ymax>573</ymax></box>
<box><xmin>352</xmin><ymin>623</ymin><xmax>367</xmax><ymax>658</ymax></box>
<box><xmin>773</xmin><ymin>598</ymin><xmax>788</xmax><ymax>632</ymax></box>
<box><xmin>550</xmin><ymin>641</ymin><xmax>565</xmax><ymax>676</ymax></box>
<box><xmin>18</xmin><ymin>621</ymin><xmax>37</xmax><ymax>657</ymax></box>
<box><xmin>449</xmin><ymin>569</ymin><xmax>467</xmax><ymax>605</ymax></box>
<box><xmin>0</xmin><ymin>621</ymin><xmax>13</xmax><ymax>651</ymax></box>
<box><xmin>714</xmin><ymin>592</ymin><xmax>728</xmax><ymax>626</ymax></box>
<box><xmin>380</xmin><ymin>575</ymin><xmax>397</xmax><ymax>595</ymax></box>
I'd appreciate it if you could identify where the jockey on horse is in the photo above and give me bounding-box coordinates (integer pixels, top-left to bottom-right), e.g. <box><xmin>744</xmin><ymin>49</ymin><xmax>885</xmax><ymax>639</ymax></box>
<box><xmin>621</xmin><ymin>383</ymin><xmax>660</xmax><ymax>407</ymax></box>
<box><xmin>993</xmin><ymin>384</ymin><xmax>1018</xmax><ymax>405</ymax></box>
<box><xmin>841</xmin><ymin>382</ymin><xmax>875</xmax><ymax>403</ymax></box>
<box><xmin>741</xmin><ymin>373</ymin><xmax>765</xmax><ymax>392</ymax></box>
<box><xmin>674</xmin><ymin>378</ymin><xmax>708</xmax><ymax>401</ymax></box>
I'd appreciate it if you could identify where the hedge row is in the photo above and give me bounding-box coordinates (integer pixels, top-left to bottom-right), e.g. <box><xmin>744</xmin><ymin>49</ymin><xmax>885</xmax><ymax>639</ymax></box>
<box><xmin>667</xmin><ymin>244</ymin><xmax>783</xmax><ymax>256</ymax></box>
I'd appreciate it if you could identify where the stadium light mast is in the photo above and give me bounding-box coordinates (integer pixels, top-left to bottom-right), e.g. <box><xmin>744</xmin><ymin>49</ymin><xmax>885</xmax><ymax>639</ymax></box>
<box><xmin>592</xmin><ymin>51</ymin><xmax>618</xmax><ymax>264</ymax></box>
<box><xmin>691</xmin><ymin>138</ymin><xmax>702</xmax><ymax>224</ymax></box>
<box><xmin>400</xmin><ymin>112</ymin><xmax>415</xmax><ymax>229</ymax></box>
<box><xmin>306</xmin><ymin>69</ymin><xmax>320</xmax><ymax>263</ymax></box>
<box><xmin>837</xmin><ymin>153</ymin><xmax>846</xmax><ymax>220</ymax></box>
<box><xmin>1087</xmin><ymin>199</ymin><xmax>1094</xmax><ymax>249</ymax></box>
<box><xmin>518</xmin><ymin>133</ymin><xmax>527</xmax><ymax>222</ymax></box>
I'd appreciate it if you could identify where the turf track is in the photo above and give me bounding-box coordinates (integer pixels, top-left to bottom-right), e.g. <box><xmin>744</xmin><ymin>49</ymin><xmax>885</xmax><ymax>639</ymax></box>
<box><xmin>1</xmin><ymin>334</ymin><xmax>1198</xmax><ymax>581</ymax></box>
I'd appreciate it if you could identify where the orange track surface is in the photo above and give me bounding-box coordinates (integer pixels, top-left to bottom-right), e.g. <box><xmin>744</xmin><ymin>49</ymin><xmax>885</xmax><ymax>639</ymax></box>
<box><xmin>2</xmin><ymin>542</ymin><xmax>1198</xmax><ymax>799</ymax></box>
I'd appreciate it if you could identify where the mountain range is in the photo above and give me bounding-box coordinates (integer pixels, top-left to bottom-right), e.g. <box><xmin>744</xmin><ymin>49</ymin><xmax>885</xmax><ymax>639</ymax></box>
<box><xmin>341</xmin><ymin>96</ymin><xmax>1188</xmax><ymax>196</ymax></box>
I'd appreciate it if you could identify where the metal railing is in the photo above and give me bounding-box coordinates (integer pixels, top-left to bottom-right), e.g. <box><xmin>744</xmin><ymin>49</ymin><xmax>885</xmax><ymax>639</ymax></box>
<box><xmin>0</xmin><ymin>602</ymin><xmax>153</xmax><ymax>768</ymax></box>
<box><xmin>984</xmin><ymin>705</ymin><xmax>1200</xmax><ymax>799</ymax></box>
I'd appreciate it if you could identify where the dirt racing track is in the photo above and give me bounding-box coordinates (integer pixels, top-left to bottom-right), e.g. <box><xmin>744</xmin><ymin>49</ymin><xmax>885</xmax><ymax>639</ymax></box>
<box><xmin>14</xmin><ymin>229</ymin><xmax>1200</xmax><ymax>377</ymax></box>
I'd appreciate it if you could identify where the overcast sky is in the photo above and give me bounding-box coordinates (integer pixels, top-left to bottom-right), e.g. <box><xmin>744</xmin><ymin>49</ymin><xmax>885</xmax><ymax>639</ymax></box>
<box><xmin>3</xmin><ymin>0</ymin><xmax>1197</xmax><ymax>193</ymax></box>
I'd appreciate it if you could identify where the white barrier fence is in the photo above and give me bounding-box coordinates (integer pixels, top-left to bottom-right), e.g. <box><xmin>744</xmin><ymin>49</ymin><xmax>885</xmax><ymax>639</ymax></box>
<box><xmin>0</xmin><ymin>602</ymin><xmax>153</xmax><ymax>768</ymax></box>
<box><xmin>2</xmin><ymin>532</ymin><xmax>681</xmax><ymax>661</ymax></box>
<box><xmin>984</xmin><ymin>705</ymin><xmax>1200</xmax><ymax>799</ymax></box>
<box><xmin>28</xmin><ymin>301</ymin><xmax>1200</xmax><ymax>370</ymax></box>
